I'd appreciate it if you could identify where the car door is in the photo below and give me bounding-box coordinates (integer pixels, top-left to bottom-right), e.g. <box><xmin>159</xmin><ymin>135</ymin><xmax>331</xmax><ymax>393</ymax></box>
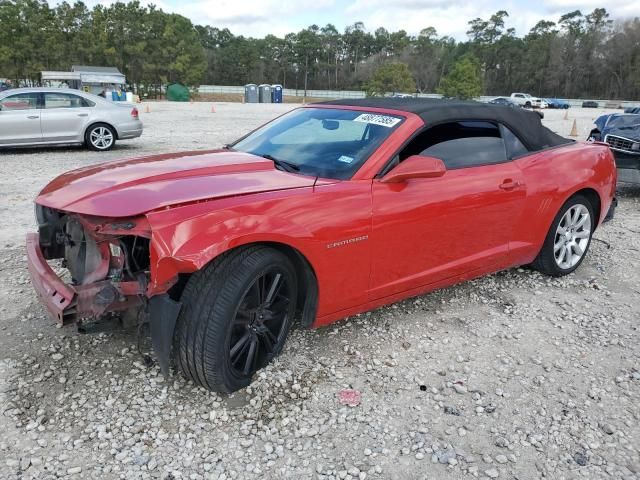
<box><xmin>40</xmin><ymin>92</ymin><xmax>94</xmax><ymax>142</ymax></box>
<box><xmin>369</xmin><ymin>120</ymin><xmax>527</xmax><ymax>300</ymax></box>
<box><xmin>0</xmin><ymin>92</ymin><xmax>43</xmax><ymax>145</ymax></box>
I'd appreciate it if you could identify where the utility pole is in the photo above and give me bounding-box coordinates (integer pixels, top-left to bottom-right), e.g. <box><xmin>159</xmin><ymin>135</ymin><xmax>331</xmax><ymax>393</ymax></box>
<box><xmin>304</xmin><ymin>54</ymin><xmax>309</xmax><ymax>104</ymax></box>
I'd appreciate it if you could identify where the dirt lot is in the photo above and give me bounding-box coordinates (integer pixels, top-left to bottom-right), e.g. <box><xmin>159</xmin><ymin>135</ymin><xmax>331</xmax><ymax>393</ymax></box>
<box><xmin>1</xmin><ymin>103</ymin><xmax>639</xmax><ymax>480</ymax></box>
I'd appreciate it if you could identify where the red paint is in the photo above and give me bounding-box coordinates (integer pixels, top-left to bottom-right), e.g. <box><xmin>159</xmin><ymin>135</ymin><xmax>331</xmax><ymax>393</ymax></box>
<box><xmin>37</xmin><ymin>149</ymin><xmax>320</xmax><ymax>217</ymax></box>
<box><xmin>370</xmin><ymin>160</ymin><xmax>527</xmax><ymax>299</ymax></box>
<box><xmin>379</xmin><ymin>155</ymin><xmax>446</xmax><ymax>183</ymax></box>
<box><xmin>28</xmin><ymin>105</ymin><xmax>617</xmax><ymax>328</ymax></box>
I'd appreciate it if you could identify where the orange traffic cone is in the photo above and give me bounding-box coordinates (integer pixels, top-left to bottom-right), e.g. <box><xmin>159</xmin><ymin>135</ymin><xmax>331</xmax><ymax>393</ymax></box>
<box><xmin>563</xmin><ymin>109</ymin><xmax>569</xmax><ymax>120</ymax></box>
<box><xmin>210</xmin><ymin>104</ymin><xmax>216</xmax><ymax>113</ymax></box>
<box><xmin>144</xmin><ymin>104</ymin><xmax>150</xmax><ymax>114</ymax></box>
<box><xmin>569</xmin><ymin>119</ymin><xmax>578</xmax><ymax>137</ymax></box>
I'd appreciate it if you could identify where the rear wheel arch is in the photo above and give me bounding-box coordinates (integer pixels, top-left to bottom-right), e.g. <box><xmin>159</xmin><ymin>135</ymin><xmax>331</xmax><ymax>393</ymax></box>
<box><xmin>531</xmin><ymin>192</ymin><xmax>596</xmax><ymax>276</ymax></box>
<box><xmin>546</xmin><ymin>188</ymin><xmax>602</xmax><ymax>233</ymax></box>
<box><xmin>84</xmin><ymin>121</ymin><xmax>119</xmax><ymax>139</ymax></box>
<box><xmin>573</xmin><ymin>188</ymin><xmax>601</xmax><ymax>227</ymax></box>
<box><xmin>84</xmin><ymin>121</ymin><xmax>118</xmax><ymax>151</ymax></box>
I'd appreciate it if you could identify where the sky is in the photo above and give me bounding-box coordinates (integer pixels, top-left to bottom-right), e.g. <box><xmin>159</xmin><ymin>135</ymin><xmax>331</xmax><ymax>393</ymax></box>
<box><xmin>51</xmin><ymin>0</ymin><xmax>639</xmax><ymax>39</ymax></box>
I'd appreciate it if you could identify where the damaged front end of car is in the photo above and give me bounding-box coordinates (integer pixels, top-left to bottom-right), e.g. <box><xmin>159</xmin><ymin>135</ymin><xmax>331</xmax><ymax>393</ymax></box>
<box><xmin>590</xmin><ymin>113</ymin><xmax>640</xmax><ymax>184</ymax></box>
<box><xmin>27</xmin><ymin>205</ymin><xmax>152</xmax><ymax>325</ymax></box>
<box><xmin>28</xmin><ymin>204</ymin><xmax>187</xmax><ymax>374</ymax></box>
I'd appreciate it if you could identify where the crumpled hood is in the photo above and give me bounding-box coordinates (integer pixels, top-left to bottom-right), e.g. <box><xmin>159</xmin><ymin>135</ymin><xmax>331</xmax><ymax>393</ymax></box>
<box><xmin>595</xmin><ymin>113</ymin><xmax>640</xmax><ymax>142</ymax></box>
<box><xmin>36</xmin><ymin>150</ymin><xmax>318</xmax><ymax>217</ymax></box>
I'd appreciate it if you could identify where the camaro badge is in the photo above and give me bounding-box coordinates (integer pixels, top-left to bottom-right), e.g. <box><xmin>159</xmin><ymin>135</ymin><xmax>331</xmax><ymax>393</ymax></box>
<box><xmin>327</xmin><ymin>235</ymin><xmax>369</xmax><ymax>249</ymax></box>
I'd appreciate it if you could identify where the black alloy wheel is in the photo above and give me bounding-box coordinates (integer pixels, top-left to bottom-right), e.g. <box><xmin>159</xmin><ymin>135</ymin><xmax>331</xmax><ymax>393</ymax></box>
<box><xmin>227</xmin><ymin>268</ymin><xmax>292</xmax><ymax>377</ymax></box>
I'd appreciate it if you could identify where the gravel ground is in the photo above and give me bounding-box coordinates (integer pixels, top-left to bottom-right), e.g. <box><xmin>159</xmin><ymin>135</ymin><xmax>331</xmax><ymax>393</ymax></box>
<box><xmin>0</xmin><ymin>103</ymin><xmax>639</xmax><ymax>480</ymax></box>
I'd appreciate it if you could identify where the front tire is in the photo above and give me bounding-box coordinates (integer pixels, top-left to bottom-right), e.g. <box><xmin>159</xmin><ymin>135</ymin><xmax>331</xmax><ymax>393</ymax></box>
<box><xmin>85</xmin><ymin>123</ymin><xmax>116</xmax><ymax>151</ymax></box>
<box><xmin>174</xmin><ymin>246</ymin><xmax>297</xmax><ymax>393</ymax></box>
<box><xmin>531</xmin><ymin>195</ymin><xmax>594</xmax><ymax>276</ymax></box>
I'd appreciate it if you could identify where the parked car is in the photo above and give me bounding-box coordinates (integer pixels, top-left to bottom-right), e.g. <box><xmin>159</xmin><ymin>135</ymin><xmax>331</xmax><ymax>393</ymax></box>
<box><xmin>546</xmin><ymin>98</ymin><xmax>570</xmax><ymax>109</ymax></box>
<box><xmin>510</xmin><ymin>93</ymin><xmax>547</xmax><ymax>108</ymax></box>
<box><xmin>588</xmin><ymin>112</ymin><xmax>640</xmax><ymax>184</ymax></box>
<box><xmin>582</xmin><ymin>100</ymin><xmax>599</xmax><ymax>108</ymax></box>
<box><xmin>489</xmin><ymin>97</ymin><xmax>518</xmax><ymax>107</ymax></box>
<box><xmin>624</xmin><ymin>107</ymin><xmax>640</xmax><ymax>114</ymax></box>
<box><xmin>0</xmin><ymin>81</ymin><xmax>10</xmax><ymax>92</ymax></box>
<box><xmin>0</xmin><ymin>88</ymin><xmax>142</xmax><ymax>151</ymax></box>
<box><xmin>27</xmin><ymin>98</ymin><xmax>617</xmax><ymax>393</ymax></box>
<box><xmin>489</xmin><ymin>97</ymin><xmax>544</xmax><ymax>118</ymax></box>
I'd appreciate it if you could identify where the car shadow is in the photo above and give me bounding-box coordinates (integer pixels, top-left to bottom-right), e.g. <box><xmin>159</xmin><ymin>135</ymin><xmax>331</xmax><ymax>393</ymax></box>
<box><xmin>0</xmin><ymin>143</ymin><xmax>142</xmax><ymax>155</ymax></box>
<box><xmin>617</xmin><ymin>182</ymin><xmax>640</xmax><ymax>198</ymax></box>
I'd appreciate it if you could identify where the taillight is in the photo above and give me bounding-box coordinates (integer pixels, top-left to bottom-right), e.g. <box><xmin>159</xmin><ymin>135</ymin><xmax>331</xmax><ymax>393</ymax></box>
<box><xmin>131</xmin><ymin>108</ymin><xmax>139</xmax><ymax>118</ymax></box>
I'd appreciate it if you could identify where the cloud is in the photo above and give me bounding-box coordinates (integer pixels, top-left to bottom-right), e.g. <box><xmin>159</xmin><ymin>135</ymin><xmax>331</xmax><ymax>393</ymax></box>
<box><xmin>171</xmin><ymin>0</ymin><xmax>336</xmax><ymax>36</ymax></box>
<box><xmin>343</xmin><ymin>0</ymin><xmax>513</xmax><ymax>39</ymax></box>
<box><xmin>541</xmin><ymin>0</ymin><xmax>639</xmax><ymax>20</ymax></box>
<box><xmin>46</xmin><ymin>0</ymin><xmax>640</xmax><ymax>39</ymax></box>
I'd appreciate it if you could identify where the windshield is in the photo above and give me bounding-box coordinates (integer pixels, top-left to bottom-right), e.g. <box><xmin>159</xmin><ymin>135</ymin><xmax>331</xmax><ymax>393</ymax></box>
<box><xmin>231</xmin><ymin>107</ymin><xmax>404</xmax><ymax>180</ymax></box>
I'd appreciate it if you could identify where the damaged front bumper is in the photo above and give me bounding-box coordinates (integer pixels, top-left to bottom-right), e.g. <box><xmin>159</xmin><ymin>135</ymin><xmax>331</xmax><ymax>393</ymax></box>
<box><xmin>26</xmin><ymin>232</ymin><xmax>146</xmax><ymax>325</ymax></box>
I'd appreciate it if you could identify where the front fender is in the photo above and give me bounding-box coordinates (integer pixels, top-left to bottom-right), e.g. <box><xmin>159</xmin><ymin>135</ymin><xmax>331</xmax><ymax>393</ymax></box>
<box><xmin>146</xmin><ymin>212</ymin><xmax>318</xmax><ymax>295</ymax></box>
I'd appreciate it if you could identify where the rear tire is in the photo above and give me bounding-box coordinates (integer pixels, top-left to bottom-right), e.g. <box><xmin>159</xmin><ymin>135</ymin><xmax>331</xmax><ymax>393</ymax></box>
<box><xmin>85</xmin><ymin>123</ymin><xmax>116</xmax><ymax>151</ymax></box>
<box><xmin>173</xmin><ymin>246</ymin><xmax>297</xmax><ymax>393</ymax></box>
<box><xmin>531</xmin><ymin>195</ymin><xmax>594</xmax><ymax>276</ymax></box>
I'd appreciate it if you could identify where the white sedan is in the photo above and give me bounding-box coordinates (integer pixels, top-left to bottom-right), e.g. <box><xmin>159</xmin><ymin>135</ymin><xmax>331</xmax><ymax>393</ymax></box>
<box><xmin>0</xmin><ymin>88</ymin><xmax>143</xmax><ymax>151</ymax></box>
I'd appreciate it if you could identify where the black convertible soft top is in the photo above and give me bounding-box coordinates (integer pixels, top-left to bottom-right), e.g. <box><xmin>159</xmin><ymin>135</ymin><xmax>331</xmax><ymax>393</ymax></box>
<box><xmin>315</xmin><ymin>97</ymin><xmax>573</xmax><ymax>152</ymax></box>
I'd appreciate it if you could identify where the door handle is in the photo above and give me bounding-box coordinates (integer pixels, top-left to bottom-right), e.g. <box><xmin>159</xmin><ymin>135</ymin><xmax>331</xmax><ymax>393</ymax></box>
<box><xmin>77</xmin><ymin>113</ymin><xmax>88</xmax><ymax>117</ymax></box>
<box><xmin>27</xmin><ymin>115</ymin><xmax>39</xmax><ymax>119</ymax></box>
<box><xmin>499</xmin><ymin>179</ymin><xmax>520</xmax><ymax>191</ymax></box>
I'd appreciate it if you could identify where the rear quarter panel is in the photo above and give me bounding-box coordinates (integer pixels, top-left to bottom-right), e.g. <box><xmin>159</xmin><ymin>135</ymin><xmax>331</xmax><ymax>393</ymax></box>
<box><xmin>510</xmin><ymin>142</ymin><xmax>616</xmax><ymax>266</ymax></box>
<box><xmin>91</xmin><ymin>103</ymin><xmax>140</xmax><ymax>138</ymax></box>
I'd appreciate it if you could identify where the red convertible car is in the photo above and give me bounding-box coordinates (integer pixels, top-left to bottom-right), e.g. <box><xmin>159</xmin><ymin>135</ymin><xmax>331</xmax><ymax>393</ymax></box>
<box><xmin>27</xmin><ymin>98</ymin><xmax>617</xmax><ymax>392</ymax></box>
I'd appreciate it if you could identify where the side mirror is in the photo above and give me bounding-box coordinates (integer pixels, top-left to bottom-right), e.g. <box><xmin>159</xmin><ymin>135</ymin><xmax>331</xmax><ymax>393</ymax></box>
<box><xmin>380</xmin><ymin>155</ymin><xmax>446</xmax><ymax>183</ymax></box>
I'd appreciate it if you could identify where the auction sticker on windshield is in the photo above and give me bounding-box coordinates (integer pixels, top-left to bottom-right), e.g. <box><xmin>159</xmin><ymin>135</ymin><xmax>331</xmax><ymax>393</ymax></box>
<box><xmin>353</xmin><ymin>113</ymin><xmax>401</xmax><ymax>128</ymax></box>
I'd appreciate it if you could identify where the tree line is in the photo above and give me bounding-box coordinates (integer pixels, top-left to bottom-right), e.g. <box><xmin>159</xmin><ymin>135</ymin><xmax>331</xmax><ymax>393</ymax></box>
<box><xmin>1</xmin><ymin>0</ymin><xmax>639</xmax><ymax>99</ymax></box>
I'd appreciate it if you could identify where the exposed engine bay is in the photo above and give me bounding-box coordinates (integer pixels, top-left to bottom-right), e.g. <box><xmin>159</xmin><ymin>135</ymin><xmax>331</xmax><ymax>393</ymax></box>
<box><xmin>33</xmin><ymin>204</ymin><xmax>151</xmax><ymax>323</ymax></box>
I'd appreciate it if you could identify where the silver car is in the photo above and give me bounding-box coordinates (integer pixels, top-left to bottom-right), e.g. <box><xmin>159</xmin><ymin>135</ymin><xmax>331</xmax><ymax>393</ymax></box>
<box><xmin>0</xmin><ymin>88</ymin><xmax>143</xmax><ymax>151</ymax></box>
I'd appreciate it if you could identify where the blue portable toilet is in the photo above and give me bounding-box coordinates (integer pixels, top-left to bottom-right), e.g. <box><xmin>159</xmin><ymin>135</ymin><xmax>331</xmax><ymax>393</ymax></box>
<box><xmin>271</xmin><ymin>84</ymin><xmax>283</xmax><ymax>103</ymax></box>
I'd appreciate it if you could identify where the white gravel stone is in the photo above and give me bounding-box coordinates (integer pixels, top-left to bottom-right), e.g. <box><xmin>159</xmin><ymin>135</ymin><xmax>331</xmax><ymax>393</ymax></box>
<box><xmin>485</xmin><ymin>468</ymin><xmax>499</xmax><ymax>478</ymax></box>
<box><xmin>0</xmin><ymin>104</ymin><xmax>637</xmax><ymax>480</ymax></box>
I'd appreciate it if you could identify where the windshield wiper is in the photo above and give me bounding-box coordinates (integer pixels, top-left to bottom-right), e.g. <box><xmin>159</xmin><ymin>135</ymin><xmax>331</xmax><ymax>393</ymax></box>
<box><xmin>259</xmin><ymin>153</ymin><xmax>300</xmax><ymax>173</ymax></box>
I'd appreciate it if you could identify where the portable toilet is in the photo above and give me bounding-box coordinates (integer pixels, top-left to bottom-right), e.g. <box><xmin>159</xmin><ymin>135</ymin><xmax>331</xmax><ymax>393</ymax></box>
<box><xmin>271</xmin><ymin>84</ymin><xmax>283</xmax><ymax>103</ymax></box>
<box><xmin>258</xmin><ymin>84</ymin><xmax>272</xmax><ymax>103</ymax></box>
<box><xmin>244</xmin><ymin>84</ymin><xmax>258</xmax><ymax>103</ymax></box>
